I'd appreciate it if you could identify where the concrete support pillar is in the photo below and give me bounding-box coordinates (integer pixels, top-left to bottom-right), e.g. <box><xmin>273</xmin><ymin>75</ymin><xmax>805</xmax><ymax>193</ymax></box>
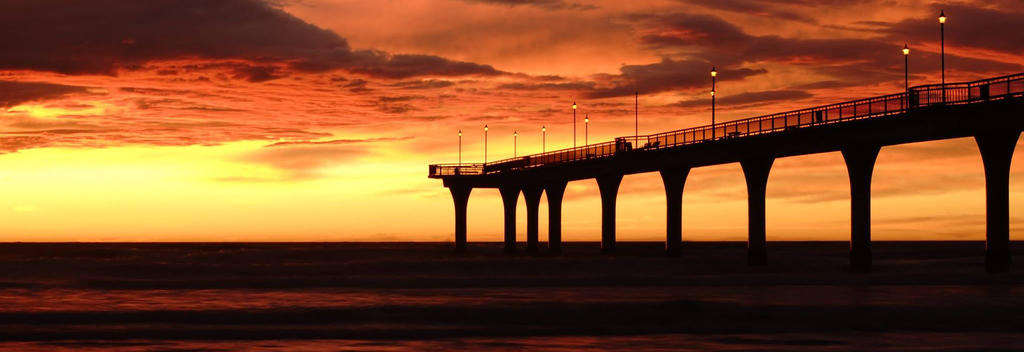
<box><xmin>597</xmin><ymin>174</ymin><xmax>623</xmax><ymax>255</ymax></box>
<box><xmin>498</xmin><ymin>186</ymin><xmax>520</xmax><ymax>255</ymax></box>
<box><xmin>522</xmin><ymin>185</ymin><xmax>544</xmax><ymax>255</ymax></box>
<box><xmin>842</xmin><ymin>146</ymin><xmax>881</xmax><ymax>272</ymax></box>
<box><xmin>975</xmin><ymin>130</ymin><xmax>1020</xmax><ymax>273</ymax></box>
<box><xmin>659</xmin><ymin>167</ymin><xmax>690</xmax><ymax>256</ymax></box>
<box><xmin>546</xmin><ymin>180</ymin><xmax>568</xmax><ymax>255</ymax></box>
<box><xmin>741</xmin><ymin>157</ymin><xmax>774</xmax><ymax>265</ymax></box>
<box><xmin>449</xmin><ymin>185</ymin><xmax>472</xmax><ymax>253</ymax></box>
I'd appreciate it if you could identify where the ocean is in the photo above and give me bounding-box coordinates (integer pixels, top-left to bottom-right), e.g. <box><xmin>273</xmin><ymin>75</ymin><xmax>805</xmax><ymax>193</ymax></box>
<box><xmin>0</xmin><ymin>242</ymin><xmax>1020</xmax><ymax>351</ymax></box>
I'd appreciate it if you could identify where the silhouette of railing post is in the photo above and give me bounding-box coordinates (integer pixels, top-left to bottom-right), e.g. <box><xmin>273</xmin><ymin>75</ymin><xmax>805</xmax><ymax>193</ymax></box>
<box><xmin>449</xmin><ymin>185</ymin><xmax>472</xmax><ymax>253</ymax></box>
<box><xmin>975</xmin><ymin>130</ymin><xmax>1020</xmax><ymax>273</ymax></box>
<box><xmin>842</xmin><ymin>145</ymin><xmax>881</xmax><ymax>272</ymax></box>
<box><xmin>522</xmin><ymin>185</ymin><xmax>544</xmax><ymax>255</ymax></box>
<box><xmin>597</xmin><ymin>174</ymin><xmax>623</xmax><ymax>255</ymax></box>
<box><xmin>741</xmin><ymin>157</ymin><xmax>774</xmax><ymax>265</ymax></box>
<box><xmin>498</xmin><ymin>186</ymin><xmax>521</xmax><ymax>254</ymax></box>
<box><xmin>545</xmin><ymin>180</ymin><xmax>568</xmax><ymax>255</ymax></box>
<box><xmin>659</xmin><ymin>167</ymin><xmax>690</xmax><ymax>256</ymax></box>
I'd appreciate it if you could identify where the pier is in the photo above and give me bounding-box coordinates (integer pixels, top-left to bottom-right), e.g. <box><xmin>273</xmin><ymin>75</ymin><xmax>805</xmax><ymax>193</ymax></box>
<box><xmin>429</xmin><ymin>73</ymin><xmax>1024</xmax><ymax>272</ymax></box>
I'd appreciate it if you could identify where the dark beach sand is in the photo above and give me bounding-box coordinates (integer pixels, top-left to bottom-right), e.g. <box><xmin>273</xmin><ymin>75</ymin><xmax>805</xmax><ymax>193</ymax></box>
<box><xmin>0</xmin><ymin>241</ymin><xmax>1021</xmax><ymax>351</ymax></box>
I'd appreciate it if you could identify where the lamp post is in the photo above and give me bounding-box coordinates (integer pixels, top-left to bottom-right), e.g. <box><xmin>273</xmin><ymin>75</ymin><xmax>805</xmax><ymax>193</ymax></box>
<box><xmin>513</xmin><ymin>130</ymin><xmax>517</xmax><ymax>157</ymax></box>
<box><xmin>572</xmin><ymin>101</ymin><xmax>577</xmax><ymax>148</ymax></box>
<box><xmin>903</xmin><ymin>44</ymin><xmax>910</xmax><ymax>96</ymax></box>
<box><xmin>634</xmin><ymin>90</ymin><xmax>638</xmax><ymax>141</ymax></box>
<box><xmin>458</xmin><ymin>130</ymin><xmax>462</xmax><ymax>164</ymax></box>
<box><xmin>711</xmin><ymin>66</ymin><xmax>717</xmax><ymax>140</ymax></box>
<box><xmin>542</xmin><ymin>125</ymin><xmax>546</xmax><ymax>152</ymax></box>
<box><xmin>939</xmin><ymin>10</ymin><xmax>946</xmax><ymax>103</ymax></box>
<box><xmin>584</xmin><ymin>113</ymin><xmax>589</xmax><ymax>145</ymax></box>
<box><xmin>484</xmin><ymin>124</ymin><xmax>488</xmax><ymax>163</ymax></box>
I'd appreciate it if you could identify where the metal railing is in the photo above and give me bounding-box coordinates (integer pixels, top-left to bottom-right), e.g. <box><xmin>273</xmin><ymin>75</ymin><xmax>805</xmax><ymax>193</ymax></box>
<box><xmin>430</xmin><ymin>72</ymin><xmax>1024</xmax><ymax>177</ymax></box>
<box><xmin>429</xmin><ymin>163</ymin><xmax>483</xmax><ymax>176</ymax></box>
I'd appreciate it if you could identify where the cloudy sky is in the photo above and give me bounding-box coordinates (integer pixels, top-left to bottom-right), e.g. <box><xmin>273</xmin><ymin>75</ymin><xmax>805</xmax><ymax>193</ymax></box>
<box><xmin>0</xmin><ymin>0</ymin><xmax>1022</xmax><ymax>242</ymax></box>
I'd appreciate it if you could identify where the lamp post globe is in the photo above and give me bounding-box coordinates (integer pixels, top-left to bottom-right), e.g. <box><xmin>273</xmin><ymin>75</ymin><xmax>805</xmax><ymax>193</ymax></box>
<box><xmin>572</xmin><ymin>101</ymin><xmax>577</xmax><ymax>148</ymax></box>
<box><xmin>903</xmin><ymin>44</ymin><xmax>910</xmax><ymax>98</ymax></box>
<box><xmin>710</xmin><ymin>66</ymin><xmax>717</xmax><ymax>140</ymax></box>
<box><xmin>939</xmin><ymin>10</ymin><xmax>946</xmax><ymax>103</ymax></box>
<box><xmin>584</xmin><ymin>114</ymin><xmax>589</xmax><ymax>145</ymax></box>
<box><xmin>542</xmin><ymin>125</ymin><xmax>546</xmax><ymax>152</ymax></box>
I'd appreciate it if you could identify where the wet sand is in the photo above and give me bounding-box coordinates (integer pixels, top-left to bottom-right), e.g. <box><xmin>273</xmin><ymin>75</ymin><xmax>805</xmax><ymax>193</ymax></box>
<box><xmin>0</xmin><ymin>241</ymin><xmax>1021</xmax><ymax>351</ymax></box>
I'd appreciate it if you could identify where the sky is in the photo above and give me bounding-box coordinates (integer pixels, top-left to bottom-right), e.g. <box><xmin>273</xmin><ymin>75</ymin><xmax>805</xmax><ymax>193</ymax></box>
<box><xmin>0</xmin><ymin>0</ymin><xmax>1022</xmax><ymax>242</ymax></box>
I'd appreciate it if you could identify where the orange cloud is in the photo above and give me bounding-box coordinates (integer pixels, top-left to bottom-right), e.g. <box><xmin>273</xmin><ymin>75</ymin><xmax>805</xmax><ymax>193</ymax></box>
<box><xmin>0</xmin><ymin>0</ymin><xmax>1020</xmax><ymax>241</ymax></box>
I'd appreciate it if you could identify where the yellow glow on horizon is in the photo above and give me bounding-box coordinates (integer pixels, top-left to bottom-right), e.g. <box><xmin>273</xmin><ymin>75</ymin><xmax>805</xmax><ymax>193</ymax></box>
<box><xmin>0</xmin><ymin>136</ymin><xmax>1017</xmax><ymax>242</ymax></box>
<box><xmin>7</xmin><ymin>102</ymin><xmax>111</xmax><ymax>118</ymax></box>
<box><xmin>0</xmin><ymin>140</ymin><xmax>450</xmax><ymax>242</ymax></box>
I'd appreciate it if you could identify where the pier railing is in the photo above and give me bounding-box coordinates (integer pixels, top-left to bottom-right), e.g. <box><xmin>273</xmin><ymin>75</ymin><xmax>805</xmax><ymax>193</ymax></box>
<box><xmin>430</xmin><ymin>72</ymin><xmax>1024</xmax><ymax>177</ymax></box>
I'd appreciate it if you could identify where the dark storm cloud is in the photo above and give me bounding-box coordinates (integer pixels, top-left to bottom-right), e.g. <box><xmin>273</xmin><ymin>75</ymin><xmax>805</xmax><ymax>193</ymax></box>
<box><xmin>389</xmin><ymin>79</ymin><xmax>457</xmax><ymax>90</ymax></box>
<box><xmin>672</xmin><ymin>89</ymin><xmax>813</xmax><ymax>108</ymax></box>
<box><xmin>499</xmin><ymin>54</ymin><xmax>767</xmax><ymax>99</ymax></box>
<box><xmin>378</xmin><ymin>95</ymin><xmax>424</xmax><ymax>103</ymax></box>
<box><xmin>0</xmin><ymin>81</ymin><xmax>90</xmax><ymax>108</ymax></box>
<box><xmin>377</xmin><ymin>103</ymin><xmax>419</xmax><ymax>114</ymax></box>
<box><xmin>790</xmin><ymin>80</ymin><xmax>855</xmax><ymax>90</ymax></box>
<box><xmin>343</xmin><ymin>79</ymin><xmax>370</xmax><ymax>93</ymax></box>
<box><xmin>460</xmin><ymin>0</ymin><xmax>597</xmax><ymax>10</ymax></box>
<box><xmin>341</xmin><ymin>52</ymin><xmax>501</xmax><ymax>79</ymax></box>
<box><xmin>498</xmin><ymin>81</ymin><xmax>597</xmax><ymax>91</ymax></box>
<box><xmin>879</xmin><ymin>4</ymin><xmax>1024</xmax><ymax>55</ymax></box>
<box><xmin>0</xmin><ymin>0</ymin><xmax>503</xmax><ymax>79</ymax></box>
<box><xmin>636</xmin><ymin>12</ymin><xmax>1021</xmax><ymax>84</ymax></box>
<box><xmin>638</xmin><ymin>13</ymin><xmax>892</xmax><ymax>65</ymax></box>
<box><xmin>637</xmin><ymin>16</ymin><xmax>746</xmax><ymax>51</ymax></box>
<box><xmin>673</xmin><ymin>0</ymin><xmax>818</xmax><ymax>23</ymax></box>
<box><xmin>675</xmin><ymin>0</ymin><xmax>888</xmax><ymax>24</ymax></box>
<box><xmin>983</xmin><ymin>0</ymin><xmax>1024</xmax><ymax>12</ymax></box>
<box><xmin>584</xmin><ymin>58</ymin><xmax>767</xmax><ymax>98</ymax></box>
<box><xmin>231</xmin><ymin>65</ymin><xmax>286</xmax><ymax>82</ymax></box>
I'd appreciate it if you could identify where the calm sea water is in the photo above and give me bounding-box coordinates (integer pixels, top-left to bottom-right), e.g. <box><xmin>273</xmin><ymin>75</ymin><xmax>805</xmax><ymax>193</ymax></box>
<box><xmin>0</xmin><ymin>242</ymin><xmax>1020</xmax><ymax>351</ymax></box>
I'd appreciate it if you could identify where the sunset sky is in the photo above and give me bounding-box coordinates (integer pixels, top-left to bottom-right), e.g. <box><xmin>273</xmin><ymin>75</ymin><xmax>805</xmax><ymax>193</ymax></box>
<box><xmin>1</xmin><ymin>0</ymin><xmax>1022</xmax><ymax>242</ymax></box>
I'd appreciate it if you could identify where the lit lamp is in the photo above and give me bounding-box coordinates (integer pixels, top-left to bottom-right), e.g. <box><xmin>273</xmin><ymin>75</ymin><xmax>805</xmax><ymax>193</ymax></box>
<box><xmin>458</xmin><ymin>130</ymin><xmax>462</xmax><ymax>165</ymax></box>
<box><xmin>710</xmin><ymin>66</ymin><xmax>717</xmax><ymax>140</ymax></box>
<box><xmin>542</xmin><ymin>125</ymin><xmax>547</xmax><ymax>152</ymax></box>
<box><xmin>584</xmin><ymin>114</ymin><xmax>589</xmax><ymax>146</ymax></box>
<box><xmin>903</xmin><ymin>44</ymin><xmax>910</xmax><ymax>98</ymax></box>
<box><xmin>572</xmin><ymin>101</ymin><xmax>577</xmax><ymax>148</ymax></box>
<box><xmin>513</xmin><ymin>130</ymin><xmax>518</xmax><ymax>157</ymax></box>
<box><xmin>484</xmin><ymin>124</ymin><xmax>488</xmax><ymax>163</ymax></box>
<box><xmin>939</xmin><ymin>10</ymin><xmax>946</xmax><ymax>103</ymax></box>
